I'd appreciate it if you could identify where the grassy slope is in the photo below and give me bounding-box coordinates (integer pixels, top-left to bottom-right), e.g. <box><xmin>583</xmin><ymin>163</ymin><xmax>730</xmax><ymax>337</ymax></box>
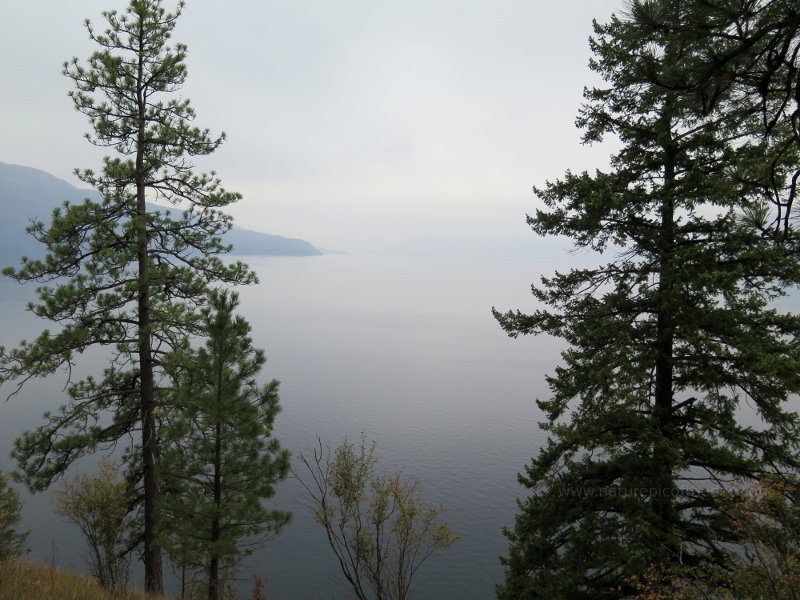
<box><xmin>0</xmin><ymin>559</ymin><xmax>171</xmax><ymax>600</ymax></box>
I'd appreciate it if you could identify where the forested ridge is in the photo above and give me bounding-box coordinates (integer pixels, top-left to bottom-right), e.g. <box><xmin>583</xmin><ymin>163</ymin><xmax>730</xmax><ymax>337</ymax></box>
<box><xmin>0</xmin><ymin>162</ymin><xmax>322</xmax><ymax>263</ymax></box>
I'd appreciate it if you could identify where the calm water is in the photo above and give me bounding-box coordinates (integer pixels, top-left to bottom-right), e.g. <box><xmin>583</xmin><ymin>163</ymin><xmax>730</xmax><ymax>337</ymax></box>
<box><xmin>0</xmin><ymin>254</ymin><xmax>560</xmax><ymax>599</ymax></box>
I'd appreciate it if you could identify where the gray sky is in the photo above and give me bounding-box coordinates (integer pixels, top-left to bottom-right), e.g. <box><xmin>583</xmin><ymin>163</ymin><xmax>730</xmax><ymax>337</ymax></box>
<box><xmin>1</xmin><ymin>0</ymin><xmax>623</xmax><ymax>255</ymax></box>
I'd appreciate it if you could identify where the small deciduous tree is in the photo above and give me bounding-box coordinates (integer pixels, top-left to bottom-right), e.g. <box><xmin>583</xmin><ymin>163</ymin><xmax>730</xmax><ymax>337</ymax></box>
<box><xmin>53</xmin><ymin>458</ymin><xmax>131</xmax><ymax>590</ymax></box>
<box><xmin>160</xmin><ymin>289</ymin><xmax>291</xmax><ymax>600</ymax></box>
<box><xmin>297</xmin><ymin>434</ymin><xmax>459</xmax><ymax>600</ymax></box>
<box><xmin>0</xmin><ymin>470</ymin><xmax>27</xmax><ymax>562</ymax></box>
<box><xmin>630</xmin><ymin>477</ymin><xmax>800</xmax><ymax>600</ymax></box>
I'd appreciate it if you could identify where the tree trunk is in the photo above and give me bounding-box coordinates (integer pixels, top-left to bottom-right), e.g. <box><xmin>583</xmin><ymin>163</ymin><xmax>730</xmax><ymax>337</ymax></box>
<box><xmin>208</xmin><ymin>385</ymin><xmax>223</xmax><ymax>600</ymax></box>
<box><xmin>652</xmin><ymin>133</ymin><xmax>677</xmax><ymax>552</ymax></box>
<box><xmin>139</xmin><ymin>186</ymin><xmax>163</xmax><ymax>593</ymax></box>
<box><xmin>136</xmin><ymin>22</ymin><xmax>162</xmax><ymax>594</ymax></box>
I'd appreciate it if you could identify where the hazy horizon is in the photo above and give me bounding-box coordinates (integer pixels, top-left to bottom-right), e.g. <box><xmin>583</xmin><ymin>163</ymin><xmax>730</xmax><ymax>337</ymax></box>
<box><xmin>1</xmin><ymin>0</ymin><xmax>622</xmax><ymax>256</ymax></box>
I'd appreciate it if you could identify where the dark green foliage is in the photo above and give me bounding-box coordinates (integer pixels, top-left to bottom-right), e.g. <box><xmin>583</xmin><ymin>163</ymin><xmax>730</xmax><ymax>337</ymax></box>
<box><xmin>494</xmin><ymin>2</ymin><xmax>800</xmax><ymax>598</ymax></box>
<box><xmin>0</xmin><ymin>1</ymin><xmax>254</xmax><ymax>592</ymax></box>
<box><xmin>623</xmin><ymin>0</ymin><xmax>800</xmax><ymax>237</ymax></box>
<box><xmin>160</xmin><ymin>290</ymin><xmax>290</xmax><ymax>600</ymax></box>
<box><xmin>0</xmin><ymin>471</ymin><xmax>28</xmax><ymax>562</ymax></box>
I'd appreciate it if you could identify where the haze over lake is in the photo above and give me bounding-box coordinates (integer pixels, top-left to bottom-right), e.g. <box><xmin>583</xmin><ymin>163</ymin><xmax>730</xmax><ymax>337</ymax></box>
<box><xmin>0</xmin><ymin>254</ymin><xmax>560</xmax><ymax>599</ymax></box>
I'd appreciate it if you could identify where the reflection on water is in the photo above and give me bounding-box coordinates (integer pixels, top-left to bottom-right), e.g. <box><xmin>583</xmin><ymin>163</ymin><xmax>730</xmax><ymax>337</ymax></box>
<box><xmin>0</xmin><ymin>255</ymin><xmax>558</xmax><ymax>599</ymax></box>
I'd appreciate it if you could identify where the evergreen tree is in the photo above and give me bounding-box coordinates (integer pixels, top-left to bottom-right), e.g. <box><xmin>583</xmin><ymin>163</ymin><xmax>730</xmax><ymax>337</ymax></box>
<box><xmin>0</xmin><ymin>471</ymin><xmax>28</xmax><ymax>562</ymax></box>
<box><xmin>494</xmin><ymin>2</ymin><xmax>800</xmax><ymax>598</ymax></box>
<box><xmin>160</xmin><ymin>289</ymin><xmax>290</xmax><ymax>600</ymax></box>
<box><xmin>0</xmin><ymin>1</ymin><xmax>254</xmax><ymax>592</ymax></box>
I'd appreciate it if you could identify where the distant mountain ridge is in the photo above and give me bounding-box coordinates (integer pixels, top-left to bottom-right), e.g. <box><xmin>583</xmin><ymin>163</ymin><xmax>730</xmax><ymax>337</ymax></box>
<box><xmin>0</xmin><ymin>162</ymin><xmax>321</xmax><ymax>262</ymax></box>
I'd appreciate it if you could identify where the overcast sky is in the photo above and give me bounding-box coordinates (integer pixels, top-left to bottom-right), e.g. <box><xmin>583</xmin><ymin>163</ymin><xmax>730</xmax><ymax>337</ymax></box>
<box><xmin>1</xmin><ymin>0</ymin><xmax>624</xmax><ymax>255</ymax></box>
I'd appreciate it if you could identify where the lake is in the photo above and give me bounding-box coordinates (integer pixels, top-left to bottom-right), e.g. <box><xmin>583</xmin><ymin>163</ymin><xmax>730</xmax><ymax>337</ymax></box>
<box><xmin>0</xmin><ymin>254</ymin><xmax>559</xmax><ymax>599</ymax></box>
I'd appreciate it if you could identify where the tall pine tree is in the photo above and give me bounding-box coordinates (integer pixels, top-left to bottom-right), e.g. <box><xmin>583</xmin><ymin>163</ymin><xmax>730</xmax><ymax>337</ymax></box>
<box><xmin>0</xmin><ymin>1</ymin><xmax>254</xmax><ymax>592</ymax></box>
<box><xmin>160</xmin><ymin>290</ymin><xmax>290</xmax><ymax>600</ymax></box>
<box><xmin>494</xmin><ymin>2</ymin><xmax>800</xmax><ymax>598</ymax></box>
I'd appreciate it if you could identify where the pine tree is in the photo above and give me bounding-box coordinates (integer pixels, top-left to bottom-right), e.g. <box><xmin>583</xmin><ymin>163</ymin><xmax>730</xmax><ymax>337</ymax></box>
<box><xmin>621</xmin><ymin>0</ymin><xmax>800</xmax><ymax>236</ymax></box>
<box><xmin>705</xmin><ymin>1</ymin><xmax>800</xmax><ymax>236</ymax></box>
<box><xmin>160</xmin><ymin>289</ymin><xmax>290</xmax><ymax>600</ymax></box>
<box><xmin>0</xmin><ymin>1</ymin><xmax>254</xmax><ymax>592</ymax></box>
<box><xmin>0</xmin><ymin>471</ymin><xmax>28</xmax><ymax>562</ymax></box>
<box><xmin>494</xmin><ymin>2</ymin><xmax>800</xmax><ymax>598</ymax></box>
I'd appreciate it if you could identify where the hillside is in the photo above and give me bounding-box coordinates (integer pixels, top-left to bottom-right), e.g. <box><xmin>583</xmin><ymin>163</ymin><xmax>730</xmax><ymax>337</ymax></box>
<box><xmin>0</xmin><ymin>162</ymin><xmax>321</xmax><ymax>264</ymax></box>
<box><xmin>0</xmin><ymin>559</ymin><xmax>173</xmax><ymax>600</ymax></box>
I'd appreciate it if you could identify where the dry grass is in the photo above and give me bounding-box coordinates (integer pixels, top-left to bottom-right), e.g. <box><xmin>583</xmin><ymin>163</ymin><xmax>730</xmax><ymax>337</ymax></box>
<box><xmin>0</xmin><ymin>559</ymin><xmax>172</xmax><ymax>600</ymax></box>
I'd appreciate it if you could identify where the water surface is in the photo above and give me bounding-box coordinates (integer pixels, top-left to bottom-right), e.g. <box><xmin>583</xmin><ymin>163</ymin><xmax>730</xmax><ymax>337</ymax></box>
<box><xmin>0</xmin><ymin>254</ymin><xmax>557</xmax><ymax>599</ymax></box>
